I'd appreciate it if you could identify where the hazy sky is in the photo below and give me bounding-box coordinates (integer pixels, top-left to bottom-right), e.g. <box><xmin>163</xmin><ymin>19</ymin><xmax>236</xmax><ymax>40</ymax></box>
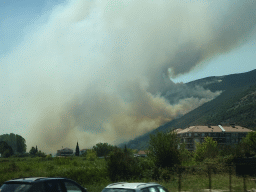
<box><xmin>1</xmin><ymin>0</ymin><xmax>255</xmax><ymax>153</ymax></box>
<box><xmin>1</xmin><ymin>0</ymin><xmax>255</xmax><ymax>83</ymax></box>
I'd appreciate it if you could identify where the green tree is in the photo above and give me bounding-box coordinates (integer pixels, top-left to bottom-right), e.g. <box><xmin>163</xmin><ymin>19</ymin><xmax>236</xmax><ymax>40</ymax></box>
<box><xmin>37</xmin><ymin>150</ymin><xmax>46</xmax><ymax>157</ymax></box>
<box><xmin>179</xmin><ymin>142</ymin><xmax>191</xmax><ymax>163</ymax></box>
<box><xmin>242</xmin><ymin>131</ymin><xmax>256</xmax><ymax>153</ymax></box>
<box><xmin>86</xmin><ymin>149</ymin><xmax>97</xmax><ymax>161</ymax></box>
<box><xmin>194</xmin><ymin>136</ymin><xmax>218</xmax><ymax>162</ymax></box>
<box><xmin>0</xmin><ymin>133</ymin><xmax>26</xmax><ymax>154</ymax></box>
<box><xmin>29</xmin><ymin>146</ymin><xmax>37</xmax><ymax>156</ymax></box>
<box><xmin>93</xmin><ymin>142</ymin><xmax>115</xmax><ymax>157</ymax></box>
<box><xmin>16</xmin><ymin>135</ymin><xmax>26</xmax><ymax>153</ymax></box>
<box><xmin>124</xmin><ymin>144</ymin><xmax>128</xmax><ymax>153</ymax></box>
<box><xmin>106</xmin><ymin>148</ymin><xmax>140</xmax><ymax>181</ymax></box>
<box><xmin>75</xmin><ymin>142</ymin><xmax>80</xmax><ymax>156</ymax></box>
<box><xmin>147</xmin><ymin>131</ymin><xmax>181</xmax><ymax>168</ymax></box>
<box><xmin>0</xmin><ymin>141</ymin><xmax>14</xmax><ymax>158</ymax></box>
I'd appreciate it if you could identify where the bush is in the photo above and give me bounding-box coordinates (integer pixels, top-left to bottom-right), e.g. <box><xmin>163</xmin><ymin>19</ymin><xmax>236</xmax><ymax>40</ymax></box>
<box><xmin>194</xmin><ymin>137</ymin><xmax>218</xmax><ymax>162</ymax></box>
<box><xmin>147</xmin><ymin>131</ymin><xmax>181</xmax><ymax>168</ymax></box>
<box><xmin>106</xmin><ymin>148</ymin><xmax>141</xmax><ymax>181</ymax></box>
<box><xmin>179</xmin><ymin>142</ymin><xmax>192</xmax><ymax>164</ymax></box>
<box><xmin>86</xmin><ymin>150</ymin><xmax>97</xmax><ymax>161</ymax></box>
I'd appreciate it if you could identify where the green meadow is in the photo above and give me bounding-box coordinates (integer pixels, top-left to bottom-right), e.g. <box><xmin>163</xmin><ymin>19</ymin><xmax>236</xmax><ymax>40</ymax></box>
<box><xmin>0</xmin><ymin>156</ymin><xmax>255</xmax><ymax>192</ymax></box>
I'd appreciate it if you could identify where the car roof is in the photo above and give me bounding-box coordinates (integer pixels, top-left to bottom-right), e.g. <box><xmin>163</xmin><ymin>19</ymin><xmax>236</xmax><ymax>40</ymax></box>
<box><xmin>105</xmin><ymin>182</ymin><xmax>160</xmax><ymax>189</ymax></box>
<box><xmin>4</xmin><ymin>177</ymin><xmax>70</xmax><ymax>184</ymax></box>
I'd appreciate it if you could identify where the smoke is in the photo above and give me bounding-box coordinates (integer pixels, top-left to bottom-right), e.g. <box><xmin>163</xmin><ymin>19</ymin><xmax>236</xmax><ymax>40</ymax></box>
<box><xmin>1</xmin><ymin>0</ymin><xmax>256</xmax><ymax>153</ymax></box>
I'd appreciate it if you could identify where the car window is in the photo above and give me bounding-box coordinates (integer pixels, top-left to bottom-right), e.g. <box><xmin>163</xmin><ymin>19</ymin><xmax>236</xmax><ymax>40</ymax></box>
<box><xmin>28</xmin><ymin>182</ymin><xmax>44</xmax><ymax>192</ymax></box>
<box><xmin>63</xmin><ymin>181</ymin><xmax>83</xmax><ymax>192</ymax></box>
<box><xmin>0</xmin><ymin>183</ymin><xmax>32</xmax><ymax>192</ymax></box>
<box><xmin>156</xmin><ymin>186</ymin><xmax>169</xmax><ymax>192</ymax></box>
<box><xmin>44</xmin><ymin>181</ymin><xmax>62</xmax><ymax>192</ymax></box>
<box><xmin>148</xmin><ymin>187</ymin><xmax>158</xmax><ymax>192</ymax></box>
<box><xmin>141</xmin><ymin>188</ymin><xmax>149</xmax><ymax>192</ymax></box>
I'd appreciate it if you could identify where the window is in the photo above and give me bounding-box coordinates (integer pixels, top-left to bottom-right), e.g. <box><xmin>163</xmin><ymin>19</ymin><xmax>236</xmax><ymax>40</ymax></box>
<box><xmin>156</xmin><ymin>186</ymin><xmax>169</xmax><ymax>192</ymax></box>
<box><xmin>202</xmin><ymin>133</ymin><xmax>205</xmax><ymax>137</ymax></box>
<box><xmin>0</xmin><ymin>184</ymin><xmax>32</xmax><ymax>192</ymax></box>
<box><xmin>189</xmin><ymin>133</ymin><xmax>191</xmax><ymax>137</ymax></box>
<box><xmin>148</xmin><ymin>187</ymin><xmax>158</xmax><ymax>192</ymax></box>
<box><xmin>64</xmin><ymin>181</ymin><xmax>83</xmax><ymax>192</ymax></box>
<box><xmin>194</xmin><ymin>133</ymin><xmax>198</xmax><ymax>137</ymax></box>
<box><xmin>29</xmin><ymin>183</ymin><xmax>44</xmax><ymax>192</ymax></box>
<box><xmin>44</xmin><ymin>181</ymin><xmax>62</xmax><ymax>192</ymax></box>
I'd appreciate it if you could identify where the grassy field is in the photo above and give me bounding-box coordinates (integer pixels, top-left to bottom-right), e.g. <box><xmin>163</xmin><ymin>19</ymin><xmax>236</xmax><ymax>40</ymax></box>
<box><xmin>0</xmin><ymin>157</ymin><xmax>255</xmax><ymax>192</ymax></box>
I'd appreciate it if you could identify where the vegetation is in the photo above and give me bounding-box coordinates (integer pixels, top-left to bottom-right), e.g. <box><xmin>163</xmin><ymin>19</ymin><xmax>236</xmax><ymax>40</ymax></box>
<box><xmin>241</xmin><ymin>131</ymin><xmax>256</xmax><ymax>154</ymax></box>
<box><xmin>0</xmin><ymin>133</ymin><xmax>255</xmax><ymax>190</ymax></box>
<box><xmin>194</xmin><ymin>137</ymin><xmax>218</xmax><ymax>162</ymax></box>
<box><xmin>0</xmin><ymin>133</ymin><xmax>26</xmax><ymax>154</ymax></box>
<box><xmin>0</xmin><ymin>141</ymin><xmax>14</xmax><ymax>158</ymax></box>
<box><xmin>29</xmin><ymin>146</ymin><xmax>46</xmax><ymax>157</ymax></box>
<box><xmin>106</xmin><ymin>148</ymin><xmax>141</xmax><ymax>181</ymax></box>
<box><xmin>147</xmin><ymin>131</ymin><xmax>181</xmax><ymax>169</ymax></box>
<box><xmin>75</xmin><ymin>142</ymin><xmax>80</xmax><ymax>156</ymax></box>
<box><xmin>93</xmin><ymin>142</ymin><xmax>116</xmax><ymax>157</ymax></box>
<box><xmin>85</xmin><ymin>149</ymin><xmax>97</xmax><ymax>161</ymax></box>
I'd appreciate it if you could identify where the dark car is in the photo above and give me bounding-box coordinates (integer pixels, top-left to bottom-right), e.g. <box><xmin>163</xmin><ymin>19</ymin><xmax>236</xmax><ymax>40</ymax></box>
<box><xmin>0</xmin><ymin>177</ymin><xmax>87</xmax><ymax>192</ymax></box>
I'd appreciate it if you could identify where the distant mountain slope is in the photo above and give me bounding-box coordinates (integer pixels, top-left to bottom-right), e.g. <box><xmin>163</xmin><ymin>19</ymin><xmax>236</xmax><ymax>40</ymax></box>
<box><xmin>125</xmin><ymin>69</ymin><xmax>256</xmax><ymax>150</ymax></box>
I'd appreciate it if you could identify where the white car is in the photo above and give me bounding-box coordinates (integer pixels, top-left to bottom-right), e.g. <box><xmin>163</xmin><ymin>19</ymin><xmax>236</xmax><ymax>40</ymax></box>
<box><xmin>102</xmin><ymin>182</ymin><xmax>169</xmax><ymax>192</ymax></box>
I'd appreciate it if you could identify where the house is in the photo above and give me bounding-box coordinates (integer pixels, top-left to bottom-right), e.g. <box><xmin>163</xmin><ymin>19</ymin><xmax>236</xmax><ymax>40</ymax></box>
<box><xmin>174</xmin><ymin>124</ymin><xmax>253</xmax><ymax>151</ymax></box>
<box><xmin>136</xmin><ymin>150</ymin><xmax>148</xmax><ymax>157</ymax></box>
<box><xmin>56</xmin><ymin>147</ymin><xmax>73</xmax><ymax>156</ymax></box>
<box><xmin>80</xmin><ymin>149</ymin><xmax>87</xmax><ymax>155</ymax></box>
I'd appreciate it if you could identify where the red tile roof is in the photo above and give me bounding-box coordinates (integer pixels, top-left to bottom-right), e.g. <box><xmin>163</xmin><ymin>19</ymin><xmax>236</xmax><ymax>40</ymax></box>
<box><xmin>174</xmin><ymin>125</ymin><xmax>252</xmax><ymax>133</ymax></box>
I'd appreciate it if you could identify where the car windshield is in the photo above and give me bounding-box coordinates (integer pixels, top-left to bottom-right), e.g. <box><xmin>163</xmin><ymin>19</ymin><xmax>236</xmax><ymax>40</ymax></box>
<box><xmin>102</xmin><ymin>189</ymin><xmax>135</xmax><ymax>192</ymax></box>
<box><xmin>0</xmin><ymin>183</ymin><xmax>32</xmax><ymax>192</ymax></box>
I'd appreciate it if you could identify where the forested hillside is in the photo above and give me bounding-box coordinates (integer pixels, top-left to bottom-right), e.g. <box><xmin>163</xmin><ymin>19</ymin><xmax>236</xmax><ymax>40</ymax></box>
<box><xmin>125</xmin><ymin>69</ymin><xmax>256</xmax><ymax>150</ymax></box>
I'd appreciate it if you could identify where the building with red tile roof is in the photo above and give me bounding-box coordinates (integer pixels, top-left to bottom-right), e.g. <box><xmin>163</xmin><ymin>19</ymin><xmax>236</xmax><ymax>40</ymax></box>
<box><xmin>173</xmin><ymin>124</ymin><xmax>253</xmax><ymax>151</ymax></box>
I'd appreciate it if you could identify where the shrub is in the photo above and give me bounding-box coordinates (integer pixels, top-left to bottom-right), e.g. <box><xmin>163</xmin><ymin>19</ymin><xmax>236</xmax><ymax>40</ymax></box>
<box><xmin>194</xmin><ymin>137</ymin><xmax>218</xmax><ymax>162</ymax></box>
<box><xmin>106</xmin><ymin>148</ymin><xmax>141</xmax><ymax>181</ymax></box>
<box><xmin>147</xmin><ymin>131</ymin><xmax>181</xmax><ymax>168</ymax></box>
<box><xmin>86</xmin><ymin>150</ymin><xmax>97</xmax><ymax>161</ymax></box>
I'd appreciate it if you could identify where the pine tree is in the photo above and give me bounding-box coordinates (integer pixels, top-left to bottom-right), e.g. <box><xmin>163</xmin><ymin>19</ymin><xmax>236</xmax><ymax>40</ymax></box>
<box><xmin>75</xmin><ymin>142</ymin><xmax>80</xmax><ymax>156</ymax></box>
<box><xmin>35</xmin><ymin>145</ymin><xmax>38</xmax><ymax>153</ymax></box>
<box><xmin>124</xmin><ymin>144</ymin><xmax>128</xmax><ymax>153</ymax></box>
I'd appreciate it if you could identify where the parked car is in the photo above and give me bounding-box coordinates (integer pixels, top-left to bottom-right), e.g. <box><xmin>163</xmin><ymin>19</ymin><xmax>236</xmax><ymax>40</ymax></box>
<box><xmin>101</xmin><ymin>182</ymin><xmax>169</xmax><ymax>192</ymax></box>
<box><xmin>0</xmin><ymin>177</ymin><xmax>87</xmax><ymax>192</ymax></box>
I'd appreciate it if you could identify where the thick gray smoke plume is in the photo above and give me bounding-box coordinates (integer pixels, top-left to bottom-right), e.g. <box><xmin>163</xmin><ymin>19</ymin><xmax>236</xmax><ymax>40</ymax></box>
<box><xmin>1</xmin><ymin>0</ymin><xmax>256</xmax><ymax>153</ymax></box>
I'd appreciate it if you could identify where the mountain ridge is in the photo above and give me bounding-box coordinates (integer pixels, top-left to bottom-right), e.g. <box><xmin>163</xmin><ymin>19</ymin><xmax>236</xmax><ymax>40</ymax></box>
<box><xmin>123</xmin><ymin>69</ymin><xmax>256</xmax><ymax>150</ymax></box>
